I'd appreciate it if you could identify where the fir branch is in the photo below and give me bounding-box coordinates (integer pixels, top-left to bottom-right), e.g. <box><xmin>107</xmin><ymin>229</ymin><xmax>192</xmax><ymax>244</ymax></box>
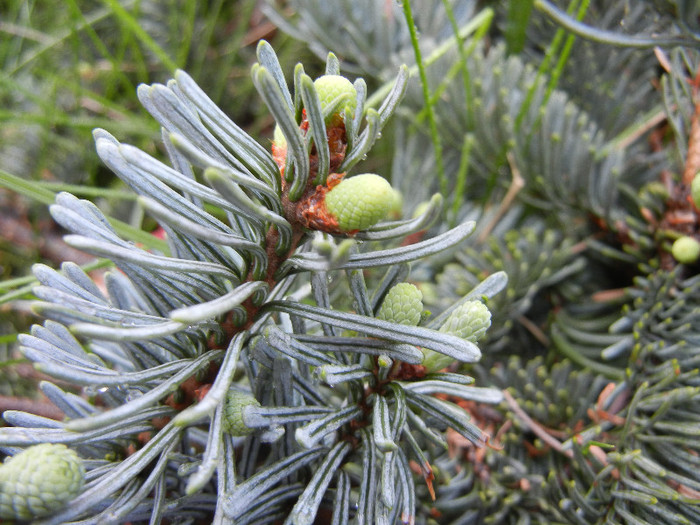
<box><xmin>535</xmin><ymin>0</ymin><xmax>700</xmax><ymax>48</ymax></box>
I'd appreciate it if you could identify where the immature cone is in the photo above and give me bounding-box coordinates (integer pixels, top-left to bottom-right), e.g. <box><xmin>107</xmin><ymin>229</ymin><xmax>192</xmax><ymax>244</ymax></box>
<box><xmin>0</xmin><ymin>443</ymin><xmax>85</xmax><ymax>520</ymax></box>
<box><xmin>672</xmin><ymin>236</ymin><xmax>700</xmax><ymax>264</ymax></box>
<box><xmin>325</xmin><ymin>173</ymin><xmax>394</xmax><ymax>232</ymax></box>
<box><xmin>439</xmin><ymin>300</ymin><xmax>491</xmax><ymax>341</ymax></box>
<box><xmin>223</xmin><ymin>389</ymin><xmax>261</xmax><ymax>436</ymax></box>
<box><xmin>272</xmin><ymin>124</ymin><xmax>287</xmax><ymax>148</ymax></box>
<box><xmin>313</xmin><ymin>74</ymin><xmax>357</xmax><ymax>121</ymax></box>
<box><xmin>272</xmin><ymin>74</ymin><xmax>356</xmax><ymax>150</ymax></box>
<box><xmin>691</xmin><ymin>172</ymin><xmax>700</xmax><ymax>209</ymax></box>
<box><xmin>422</xmin><ymin>300</ymin><xmax>492</xmax><ymax>372</ymax></box>
<box><xmin>376</xmin><ymin>283</ymin><xmax>424</xmax><ymax>326</ymax></box>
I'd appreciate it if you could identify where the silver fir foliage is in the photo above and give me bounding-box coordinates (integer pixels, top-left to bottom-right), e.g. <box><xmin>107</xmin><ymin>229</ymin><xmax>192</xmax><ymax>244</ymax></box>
<box><xmin>0</xmin><ymin>41</ymin><xmax>503</xmax><ymax>524</ymax></box>
<box><xmin>267</xmin><ymin>2</ymin><xmax>700</xmax><ymax>524</ymax></box>
<box><xmin>4</xmin><ymin>1</ymin><xmax>700</xmax><ymax>524</ymax></box>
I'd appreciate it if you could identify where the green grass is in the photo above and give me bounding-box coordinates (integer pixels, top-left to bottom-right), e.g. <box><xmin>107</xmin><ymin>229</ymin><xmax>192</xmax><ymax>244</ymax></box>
<box><xmin>0</xmin><ymin>0</ymin><xmax>313</xmax><ymax>365</ymax></box>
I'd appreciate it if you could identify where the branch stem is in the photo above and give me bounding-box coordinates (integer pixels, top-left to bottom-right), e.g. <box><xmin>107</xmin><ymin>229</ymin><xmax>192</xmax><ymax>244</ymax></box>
<box><xmin>502</xmin><ymin>389</ymin><xmax>572</xmax><ymax>458</ymax></box>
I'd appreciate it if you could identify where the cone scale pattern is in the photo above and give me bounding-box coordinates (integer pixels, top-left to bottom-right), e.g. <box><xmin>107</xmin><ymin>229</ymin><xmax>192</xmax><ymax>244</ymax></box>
<box><xmin>376</xmin><ymin>283</ymin><xmax>424</xmax><ymax>326</ymax></box>
<box><xmin>222</xmin><ymin>389</ymin><xmax>261</xmax><ymax>436</ymax></box>
<box><xmin>324</xmin><ymin>174</ymin><xmax>394</xmax><ymax>232</ymax></box>
<box><xmin>0</xmin><ymin>443</ymin><xmax>85</xmax><ymax>520</ymax></box>
<box><xmin>422</xmin><ymin>300</ymin><xmax>491</xmax><ymax>372</ymax></box>
<box><xmin>314</xmin><ymin>75</ymin><xmax>357</xmax><ymax>120</ymax></box>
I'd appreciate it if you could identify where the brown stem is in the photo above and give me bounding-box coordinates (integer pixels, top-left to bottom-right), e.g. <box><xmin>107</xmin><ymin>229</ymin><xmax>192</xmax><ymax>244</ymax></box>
<box><xmin>215</xmin><ymin>223</ymin><xmax>307</xmax><ymax>348</ymax></box>
<box><xmin>477</xmin><ymin>152</ymin><xmax>525</xmax><ymax>244</ymax></box>
<box><xmin>683</xmin><ymin>65</ymin><xmax>700</xmax><ymax>187</ymax></box>
<box><xmin>502</xmin><ymin>389</ymin><xmax>573</xmax><ymax>458</ymax></box>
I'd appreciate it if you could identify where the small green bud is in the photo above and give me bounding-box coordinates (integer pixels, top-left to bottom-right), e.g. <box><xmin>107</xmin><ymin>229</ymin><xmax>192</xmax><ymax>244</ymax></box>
<box><xmin>376</xmin><ymin>283</ymin><xmax>424</xmax><ymax>326</ymax></box>
<box><xmin>313</xmin><ymin>75</ymin><xmax>357</xmax><ymax>119</ymax></box>
<box><xmin>325</xmin><ymin>174</ymin><xmax>394</xmax><ymax>231</ymax></box>
<box><xmin>692</xmin><ymin>172</ymin><xmax>700</xmax><ymax>209</ymax></box>
<box><xmin>272</xmin><ymin>125</ymin><xmax>286</xmax><ymax>147</ymax></box>
<box><xmin>672</xmin><ymin>236</ymin><xmax>700</xmax><ymax>264</ymax></box>
<box><xmin>0</xmin><ymin>443</ymin><xmax>85</xmax><ymax>520</ymax></box>
<box><xmin>378</xmin><ymin>354</ymin><xmax>393</xmax><ymax>368</ymax></box>
<box><xmin>223</xmin><ymin>389</ymin><xmax>261</xmax><ymax>436</ymax></box>
<box><xmin>439</xmin><ymin>300</ymin><xmax>491</xmax><ymax>342</ymax></box>
<box><xmin>422</xmin><ymin>301</ymin><xmax>491</xmax><ymax>372</ymax></box>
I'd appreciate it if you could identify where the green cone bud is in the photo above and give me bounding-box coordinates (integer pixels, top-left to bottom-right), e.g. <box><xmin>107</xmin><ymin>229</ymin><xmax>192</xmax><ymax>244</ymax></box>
<box><xmin>422</xmin><ymin>301</ymin><xmax>491</xmax><ymax>372</ymax></box>
<box><xmin>325</xmin><ymin>174</ymin><xmax>393</xmax><ymax>231</ymax></box>
<box><xmin>672</xmin><ymin>236</ymin><xmax>700</xmax><ymax>264</ymax></box>
<box><xmin>0</xmin><ymin>443</ymin><xmax>85</xmax><ymax>520</ymax></box>
<box><xmin>439</xmin><ymin>300</ymin><xmax>491</xmax><ymax>342</ymax></box>
<box><xmin>273</xmin><ymin>124</ymin><xmax>286</xmax><ymax>148</ymax></box>
<box><xmin>378</xmin><ymin>354</ymin><xmax>393</xmax><ymax>368</ymax></box>
<box><xmin>313</xmin><ymin>75</ymin><xmax>357</xmax><ymax>119</ymax></box>
<box><xmin>692</xmin><ymin>172</ymin><xmax>700</xmax><ymax>209</ymax></box>
<box><xmin>376</xmin><ymin>283</ymin><xmax>423</xmax><ymax>326</ymax></box>
<box><xmin>223</xmin><ymin>389</ymin><xmax>261</xmax><ymax>436</ymax></box>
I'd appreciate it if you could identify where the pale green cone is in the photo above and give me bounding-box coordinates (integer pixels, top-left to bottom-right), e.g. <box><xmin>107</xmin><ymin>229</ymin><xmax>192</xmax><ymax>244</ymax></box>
<box><xmin>692</xmin><ymin>172</ymin><xmax>700</xmax><ymax>209</ymax></box>
<box><xmin>439</xmin><ymin>300</ymin><xmax>491</xmax><ymax>341</ymax></box>
<box><xmin>378</xmin><ymin>354</ymin><xmax>393</xmax><ymax>368</ymax></box>
<box><xmin>273</xmin><ymin>124</ymin><xmax>286</xmax><ymax>148</ymax></box>
<box><xmin>422</xmin><ymin>301</ymin><xmax>491</xmax><ymax>372</ymax></box>
<box><xmin>325</xmin><ymin>174</ymin><xmax>393</xmax><ymax>231</ymax></box>
<box><xmin>672</xmin><ymin>236</ymin><xmax>700</xmax><ymax>264</ymax></box>
<box><xmin>313</xmin><ymin>75</ymin><xmax>357</xmax><ymax>120</ymax></box>
<box><xmin>0</xmin><ymin>443</ymin><xmax>85</xmax><ymax>520</ymax></box>
<box><xmin>274</xmin><ymin>75</ymin><xmax>357</xmax><ymax>147</ymax></box>
<box><xmin>376</xmin><ymin>283</ymin><xmax>423</xmax><ymax>326</ymax></box>
<box><xmin>222</xmin><ymin>389</ymin><xmax>261</xmax><ymax>436</ymax></box>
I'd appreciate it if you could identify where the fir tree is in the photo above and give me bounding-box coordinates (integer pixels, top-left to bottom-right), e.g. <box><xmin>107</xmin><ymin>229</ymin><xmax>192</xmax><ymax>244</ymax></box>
<box><xmin>1</xmin><ymin>1</ymin><xmax>700</xmax><ymax>524</ymax></box>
